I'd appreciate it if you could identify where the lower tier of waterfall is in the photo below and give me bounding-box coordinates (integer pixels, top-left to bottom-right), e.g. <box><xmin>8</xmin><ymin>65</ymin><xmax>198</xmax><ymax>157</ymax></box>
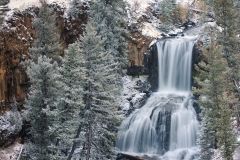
<box><xmin>116</xmin><ymin>92</ymin><xmax>199</xmax><ymax>160</ymax></box>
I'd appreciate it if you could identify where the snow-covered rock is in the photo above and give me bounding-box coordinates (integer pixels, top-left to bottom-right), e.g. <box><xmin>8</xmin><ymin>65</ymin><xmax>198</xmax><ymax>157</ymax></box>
<box><xmin>118</xmin><ymin>76</ymin><xmax>151</xmax><ymax>116</ymax></box>
<box><xmin>0</xmin><ymin>111</ymin><xmax>22</xmax><ymax>147</ymax></box>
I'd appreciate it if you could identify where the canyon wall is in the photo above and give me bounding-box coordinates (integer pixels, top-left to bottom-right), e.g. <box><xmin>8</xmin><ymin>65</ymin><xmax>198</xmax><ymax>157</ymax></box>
<box><xmin>0</xmin><ymin>4</ymin><xmax>88</xmax><ymax>112</ymax></box>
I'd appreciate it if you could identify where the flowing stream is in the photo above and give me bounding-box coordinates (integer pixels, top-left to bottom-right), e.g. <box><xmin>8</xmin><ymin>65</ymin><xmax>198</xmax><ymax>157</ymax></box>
<box><xmin>116</xmin><ymin>37</ymin><xmax>199</xmax><ymax>160</ymax></box>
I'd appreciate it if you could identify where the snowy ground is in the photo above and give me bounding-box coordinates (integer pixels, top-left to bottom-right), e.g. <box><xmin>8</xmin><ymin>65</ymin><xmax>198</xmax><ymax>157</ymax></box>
<box><xmin>8</xmin><ymin>0</ymin><xmax>69</xmax><ymax>10</ymax></box>
<box><xmin>0</xmin><ymin>141</ymin><xmax>22</xmax><ymax>160</ymax></box>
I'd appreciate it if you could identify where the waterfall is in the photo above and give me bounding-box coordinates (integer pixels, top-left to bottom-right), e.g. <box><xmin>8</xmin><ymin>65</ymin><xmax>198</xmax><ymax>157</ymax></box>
<box><xmin>157</xmin><ymin>39</ymin><xmax>193</xmax><ymax>92</ymax></box>
<box><xmin>116</xmin><ymin>37</ymin><xmax>199</xmax><ymax>160</ymax></box>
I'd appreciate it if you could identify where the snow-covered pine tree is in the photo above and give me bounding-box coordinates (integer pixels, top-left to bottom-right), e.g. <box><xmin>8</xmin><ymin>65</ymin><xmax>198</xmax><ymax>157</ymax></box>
<box><xmin>74</xmin><ymin>22</ymin><xmax>120</xmax><ymax>160</ymax></box>
<box><xmin>23</xmin><ymin>56</ymin><xmax>60</xmax><ymax>160</ymax></box>
<box><xmin>212</xmin><ymin>0</ymin><xmax>240</xmax><ymax>90</ymax></box>
<box><xmin>193</xmin><ymin>34</ymin><xmax>238</xmax><ymax>160</ymax></box>
<box><xmin>8</xmin><ymin>96</ymin><xmax>22</xmax><ymax>135</ymax></box>
<box><xmin>22</xmin><ymin>1</ymin><xmax>61</xmax><ymax>159</ymax></box>
<box><xmin>30</xmin><ymin>0</ymin><xmax>61</xmax><ymax>63</ymax></box>
<box><xmin>197</xmin><ymin>108</ymin><xmax>215</xmax><ymax>160</ymax></box>
<box><xmin>157</xmin><ymin>0</ymin><xmax>176</xmax><ymax>31</ymax></box>
<box><xmin>68</xmin><ymin>0</ymin><xmax>89</xmax><ymax>18</ymax></box>
<box><xmin>216</xmin><ymin>92</ymin><xmax>238</xmax><ymax>160</ymax></box>
<box><xmin>89</xmin><ymin>0</ymin><xmax>128</xmax><ymax>90</ymax></box>
<box><xmin>57</xmin><ymin>41</ymin><xmax>86</xmax><ymax>159</ymax></box>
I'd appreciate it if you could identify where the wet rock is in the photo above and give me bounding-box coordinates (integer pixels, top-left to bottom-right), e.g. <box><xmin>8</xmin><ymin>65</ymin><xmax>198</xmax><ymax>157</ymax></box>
<box><xmin>0</xmin><ymin>0</ymin><xmax>9</xmax><ymax>6</ymax></box>
<box><xmin>181</xmin><ymin>19</ymin><xmax>196</xmax><ymax>29</ymax></box>
<box><xmin>147</xmin><ymin>43</ymin><xmax>158</xmax><ymax>91</ymax></box>
<box><xmin>116</xmin><ymin>153</ymin><xmax>145</xmax><ymax>160</ymax></box>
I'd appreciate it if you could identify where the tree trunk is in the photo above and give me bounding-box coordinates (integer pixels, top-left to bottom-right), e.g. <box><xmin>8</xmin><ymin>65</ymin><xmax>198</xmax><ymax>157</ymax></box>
<box><xmin>86</xmin><ymin>81</ymin><xmax>92</xmax><ymax>160</ymax></box>
<box><xmin>67</xmin><ymin>124</ymin><xmax>82</xmax><ymax>160</ymax></box>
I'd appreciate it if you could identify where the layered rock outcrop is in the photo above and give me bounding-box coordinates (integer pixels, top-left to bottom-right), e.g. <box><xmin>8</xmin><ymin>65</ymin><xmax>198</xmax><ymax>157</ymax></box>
<box><xmin>127</xmin><ymin>31</ymin><xmax>154</xmax><ymax>75</ymax></box>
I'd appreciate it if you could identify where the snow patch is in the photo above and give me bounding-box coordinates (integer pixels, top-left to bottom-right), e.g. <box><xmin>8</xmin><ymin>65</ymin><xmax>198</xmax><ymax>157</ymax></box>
<box><xmin>8</xmin><ymin>0</ymin><xmax>70</xmax><ymax>11</ymax></box>
<box><xmin>126</xmin><ymin>0</ymin><xmax>151</xmax><ymax>13</ymax></box>
<box><xmin>211</xmin><ymin>149</ymin><xmax>223</xmax><ymax>160</ymax></box>
<box><xmin>233</xmin><ymin>146</ymin><xmax>240</xmax><ymax>160</ymax></box>
<box><xmin>142</xmin><ymin>22</ymin><xmax>162</xmax><ymax>38</ymax></box>
<box><xmin>0</xmin><ymin>141</ymin><xmax>22</xmax><ymax>160</ymax></box>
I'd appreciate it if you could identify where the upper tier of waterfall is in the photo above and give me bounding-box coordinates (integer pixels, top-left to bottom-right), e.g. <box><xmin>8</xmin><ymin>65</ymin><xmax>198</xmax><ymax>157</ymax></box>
<box><xmin>157</xmin><ymin>38</ymin><xmax>195</xmax><ymax>93</ymax></box>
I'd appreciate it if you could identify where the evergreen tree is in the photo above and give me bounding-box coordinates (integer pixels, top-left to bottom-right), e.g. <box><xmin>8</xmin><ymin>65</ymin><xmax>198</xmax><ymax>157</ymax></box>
<box><xmin>193</xmin><ymin>34</ymin><xmax>238</xmax><ymax>160</ymax></box>
<box><xmin>74</xmin><ymin>22</ymin><xmax>120</xmax><ymax>160</ymax></box>
<box><xmin>57</xmin><ymin>42</ymin><xmax>85</xmax><ymax>159</ymax></box>
<box><xmin>157</xmin><ymin>0</ymin><xmax>176</xmax><ymax>31</ymax></box>
<box><xmin>212</xmin><ymin>0</ymin><xmax>240</xmax><ymax>89</ymax></box>
<box><xmin>23</xmin><ymin>56</ymin><xmax>60</xmax><ymax>160</ymax></box>
<box><xmin>7</xmin><ymin>96</ymin><xmax>22</xmax><ymax>135</ymax></box>
<box><xmin>197</xmin><ymin>108</ymin><xmax>215</xmax><ymax>160</ymax></box>
<box><xmin>30</xmin><ymin>0</ymin><xmax>61</xmax><ymax>63</ymax></box>
<box><xmin>158</xmin><ymin>0</ymin><xmax>176</xmax><ymax>21</ymax></box>
<box><xmin>22</xmin><ymin>1</ymin><xmax>61</xmax><ymax>159</ymax></box>
<box><xmin>89</xmin><ymin>0</ymin><xmax>128</xmax><ymax>90</ymax></box>
<box><xmin>216</xmin><ymin>93</ymin><xmax>238</xmax><ymax>160</ymax></box>
<box><xmin>68</xmin><ymin>0</ymin><xmax>89</xmax><ymax>17</ymax></box>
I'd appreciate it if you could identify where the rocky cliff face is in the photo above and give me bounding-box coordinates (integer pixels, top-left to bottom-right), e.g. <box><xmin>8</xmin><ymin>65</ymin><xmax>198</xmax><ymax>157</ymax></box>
<box><xmin>0</xmin><ymin>11</ymin><xmax>33</xmax><ymax>111</ymax></box>
<box><xmin>127</xmin><ymin>12</ymin><xmax>156</xmax><ymax>76</ymax></box>
<box><xmin>127</xmin><ymin>31</ymin><xmax>154</xmax><ymax>75</ymax></box>
<box><xmin>0</xmin><ymin>4</ymin><xmax>88</xmax><ymax>113</ymax></box>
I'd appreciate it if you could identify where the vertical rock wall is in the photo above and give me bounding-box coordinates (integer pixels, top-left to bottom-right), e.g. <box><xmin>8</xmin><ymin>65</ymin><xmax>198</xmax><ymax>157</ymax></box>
<box><xmin>127</xmin><ymin>31</ymin><xmax>154</xmax><ymax>76</ymax></box>
<box><xmin>0</xmin><ymin>11</ymin><xmax>34</xmax><ymax>111</ymax></box>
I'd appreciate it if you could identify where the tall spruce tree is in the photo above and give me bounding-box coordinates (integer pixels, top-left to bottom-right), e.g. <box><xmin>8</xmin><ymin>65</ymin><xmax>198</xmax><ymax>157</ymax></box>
<box><xmin>73</xmin><ymin>22</ymin><xmax>120</xmax><ymax>160</ymax></box>
<box><xmin>24</xmin><ymin>56</ymin><xmax>60</xmax><ymax>159</ymax></box>
<box><xmin>30</xmin><ymin>0</ymin><xmax>61</xmax><ymax>63</ymax></box>
<box><xmin>212</xmin><ymin>0</ymin><xmax>240</xmax><ymax>90</ymax></box>
<box><xmin>157</xmin><ymin>0</ymin><xmax>176</xmax><ymax>31</ymax></box>
<box><xmin>68</xmin><ymin>0</ymin><xmax>89</xmax><ymax>17</ymax></box>
<box><xmin>57</xmin><ymin>42</ymin><xmax>85</xmax><ymax>159</ymax></box>
<box><xmin>193</xmin><ymin>34</ymin><xmax>238</xmax><ymax>160</ymax></box>
<box><xmin>22</xmin><ymin>1</ymin><xmax>61</xmax><ymax>159</ymax></box>
<box><xmin>89</xmin><ymin>0</ymin><xmax>128</xmax><ymax>90</ymax></box>
<box><xmin>216</xmin><ymin>93</ymin><xmax>238</xmax><ymax>160</ymax></box>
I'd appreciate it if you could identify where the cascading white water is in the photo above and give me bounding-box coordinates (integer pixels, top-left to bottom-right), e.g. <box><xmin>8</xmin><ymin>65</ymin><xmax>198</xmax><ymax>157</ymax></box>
<box><xmin>116</xmin><ymin>37</ymin><xmax>199</xmax><ymax>160</ymax></box>
<box><xmin>157</xmin><ymin>39</ymin><xmax>193</xmax><ymax>92</ymax></box>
